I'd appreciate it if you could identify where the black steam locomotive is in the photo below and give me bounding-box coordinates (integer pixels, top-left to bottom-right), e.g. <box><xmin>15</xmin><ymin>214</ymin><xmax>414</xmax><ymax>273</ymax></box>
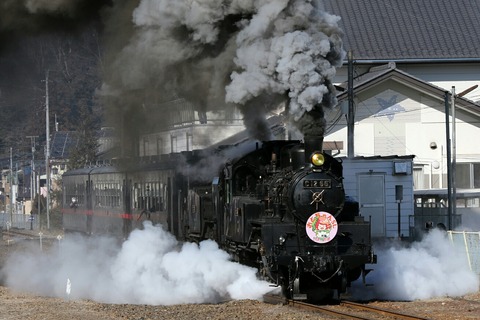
<box><xmin>62</xmin><ymin>137</ymin><xmax>376</xmax><ymax>301</ymax></box>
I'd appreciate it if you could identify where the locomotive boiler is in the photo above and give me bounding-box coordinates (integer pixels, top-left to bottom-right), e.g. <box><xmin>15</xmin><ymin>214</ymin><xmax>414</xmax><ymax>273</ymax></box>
<box><xmin>62</xmin><ymin>136</ymin><xmax>376</xmax><ymax>302</ymax></box>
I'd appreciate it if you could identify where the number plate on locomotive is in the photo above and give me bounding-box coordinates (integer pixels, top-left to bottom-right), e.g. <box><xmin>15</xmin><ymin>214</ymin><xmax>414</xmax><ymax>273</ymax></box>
<box><xmin>303</xmin><ymin>179</ymin><xmax>331</xmax><ymax>188</ymax></box>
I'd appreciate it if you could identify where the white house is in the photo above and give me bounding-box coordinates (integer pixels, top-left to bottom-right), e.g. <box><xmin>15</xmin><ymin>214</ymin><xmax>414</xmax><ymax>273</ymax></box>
<box><xmin>327</xmin><ymin>63</ymin><xmax>480</xmax><ymax>191</ymax></box>
<box><xmin>323</xmin><ymin>0</ymin><xmax>480</xmax><ymax>233</ymax></box>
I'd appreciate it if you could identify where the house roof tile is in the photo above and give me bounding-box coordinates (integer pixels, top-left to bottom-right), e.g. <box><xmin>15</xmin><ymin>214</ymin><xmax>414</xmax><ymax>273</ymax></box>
<box><xmin>323</xmin><ymin>0</ymin><xmax>480</xmax><ymax>60</ymax></box>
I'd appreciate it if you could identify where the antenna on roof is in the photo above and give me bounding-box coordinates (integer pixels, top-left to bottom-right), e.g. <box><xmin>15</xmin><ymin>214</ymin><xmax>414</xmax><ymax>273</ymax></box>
<box><xmin>458</xmin><ymin>84</ymin><xmax>478</xmax><ymax>97</ymax></box>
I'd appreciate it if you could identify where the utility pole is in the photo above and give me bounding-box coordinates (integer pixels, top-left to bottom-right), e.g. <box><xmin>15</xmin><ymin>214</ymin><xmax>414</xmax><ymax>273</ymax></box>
<box><xmin>45</xmin><ymin>70</ymin><xmax>51</xmax><ymax>230</ymax></box>
<box><xmin>26</xmin><ymin>136</ymin><xmax>38</xmax><ymax>203</ymax></box>
<box><xmin>9</xmin><ymin>147</ymin><xmax>13</xmax><ymax>222</ymax></box>
<box><xmin>444</xmin><ymin>91</ymin><xmax>452</xmax><ymax>230</ymax></box>
<box><xmin>347</xmin><ymin>50</ymin><xmax>355</xmax><ymax>157</ymax></box>
<box><xmin>451</xmin><ymin>87</ymin><xmax>456</xmax><ymax>222</ymax></box>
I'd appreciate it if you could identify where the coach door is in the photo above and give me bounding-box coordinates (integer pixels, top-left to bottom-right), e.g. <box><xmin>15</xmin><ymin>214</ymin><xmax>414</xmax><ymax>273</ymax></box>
<box><xmin>123</xmin><ymin>178</ymin><xmax>132</xmax><ymax>237</ymax></box>
<box><xmin>358</xmin><ymin>174</ymin><xmax>385</xmax><ymax>237</ymax></box>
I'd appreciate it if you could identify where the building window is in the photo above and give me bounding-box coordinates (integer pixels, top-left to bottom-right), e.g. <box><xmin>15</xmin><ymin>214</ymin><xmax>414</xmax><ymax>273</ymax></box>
<box><xmin>456</xmin><ymin>163</ymin><xmax>471</xmax><ymax>188</ymax></box>
<box><xmin>156</xmin><ymin>137</ymin><xmax>163</xmax><ymax>155</ymax></box>
<box><xmin>186</xmin><ymin>133</ymin><xmax>193</xmax><ymax>151</ymax></box>
<box><xmin>143</xmin><ymin>138</ymin><xmax>150</xmax><ymax>156</ymax></box>
<box><xmin>171</xmin><ymin>135</ymin><xmax>177</xmax><ymax>153</ymax></box>
<box><xmin>474</xmin><ymin>164</ymin><xmax>480</xmax><ymax>188</ymax></box>
<box><xmin>455</xmin><ymin>162</ymin><xmax>480</xmax><ymax>189</ymax></box>
<box><xmin>413</xmin><ymin>166</ymin><xmax>427</xmax><ymax>189</ymax></box>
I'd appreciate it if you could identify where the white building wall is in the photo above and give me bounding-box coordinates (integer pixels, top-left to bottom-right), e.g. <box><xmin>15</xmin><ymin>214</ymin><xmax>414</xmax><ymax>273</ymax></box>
<box><xmin>325</xmin><ymin>83</ymin><xmax>480</xmax><ymax>190</ymax></box>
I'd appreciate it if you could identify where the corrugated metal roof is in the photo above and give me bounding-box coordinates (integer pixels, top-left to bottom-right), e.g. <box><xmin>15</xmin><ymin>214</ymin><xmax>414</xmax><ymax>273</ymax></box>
<box><xmin>342</xmin><ymin>155</ymin><xmax>415</xmax><ymax>161</ymax></box>
<box><xmin>414</xmin><ymin>188</ymin><xmax>480</xmax><ymax>198</ymax></box>
<box><xmin>323</xmin><ymin>0</ymin><xmax>480</xmax><ymax>61</ymax></box>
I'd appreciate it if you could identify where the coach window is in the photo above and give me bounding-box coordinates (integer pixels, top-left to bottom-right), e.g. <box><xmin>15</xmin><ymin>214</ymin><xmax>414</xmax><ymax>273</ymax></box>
<box><xmin>138</xmin><ymin>183</ymin><xmax>144</xmax><ymax>210</ymax></box>
<box><xmin>145</xmin><ymin>184</ymin><xmax>151</xmax><ymax>210</ymax></box>
<box><xmin>76</xmin><ymin>183</ymin><xmax>84</xmax><ymax>205</ymax></box>
<box><xmin>94</xmin><ymin>183</ymin><xmax>99</xmax><ymax>207</ymax></box>
<box><xmin>110</xmin><ymin>183</ymin><xmax>116</xmax><ymax>207</ymax></box>
<box><xmin>107</xmin><ymin>184</ymin><xmax>112</xmax><ymax>207</ymax></box>
<box><xmin>115</xmin><ymin>183</ymin><xmax>121</xmax><ymax>207</ymax></box>
<box><xmin>98</xmin><ymin>182</ymin><xmax>102</xmax><ymax>207</ymax></box>
<box><xmin>133</xmin><ymin>183</ymin><xmax>139</xmax><ymax>209</ymax></box>
<box><xmin>95</xmin><ymin>183</ymin><xmax>100</xmax><ymax>207</ymax></box>
<box><xmin>153</xmin><ymin>182</ymin><xmax>160</xmax><ymax>211</ymax></box>
<box><xmin>103</xmin><ymin>184</ymin><xmax>108</xmax><ymax>207</ymax></box>
<box><xmin>101</xmin><ymin>183</ymin><xmax>106</xmax><ymax>207</ymax></box>
<box><xmin>103</xmin><ymin>183</ymin><xmax>107</xmax><ymax>207</ymax></box>
<box><xmin>159</xmin><ymin>183</ymin><xmax>166</xmax><ymax>211</ymax></box>
<box><xmin>140</xmin><ymin>183</ymin><xmax>147</xmax><ymax>210</ymax></box>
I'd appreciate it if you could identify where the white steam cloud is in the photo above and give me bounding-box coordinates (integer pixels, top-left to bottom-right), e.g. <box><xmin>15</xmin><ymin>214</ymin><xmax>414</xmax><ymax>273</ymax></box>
<box><xmin>2</xmin><ymin>222</ymin><xmax>277</xmax><ymax>305</ymax></box>
<box><xmin>352</xmin><ymin>229</ymin><xmax>479</xmax><ymax>301</ymax></box>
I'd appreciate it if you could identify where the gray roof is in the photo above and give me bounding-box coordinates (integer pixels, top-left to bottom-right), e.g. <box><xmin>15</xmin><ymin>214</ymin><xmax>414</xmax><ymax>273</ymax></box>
<box><xmin>323</xmin><ymin>0</ymin><xmax>480</xmax><ymax>61</ymax></box>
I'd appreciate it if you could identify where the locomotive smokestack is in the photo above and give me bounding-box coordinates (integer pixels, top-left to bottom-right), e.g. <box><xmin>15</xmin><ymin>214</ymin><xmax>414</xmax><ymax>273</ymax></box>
<box><xmin>304</xmin><ymin>135</ymin><xmax>324</xmax><ymax>164</ymax></box>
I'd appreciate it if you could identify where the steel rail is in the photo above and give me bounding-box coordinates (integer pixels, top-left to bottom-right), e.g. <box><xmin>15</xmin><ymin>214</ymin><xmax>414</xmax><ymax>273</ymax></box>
<box><xmin>340</xmin><ymin>300</ymin><xmax>431</xmax><ymax>320</ymax></box>
<box><xmin>264</xmin><ymin>294</ymin><xmax>432</xmax><ymax>320</ymax></box>
<box><xmin>286</xmin><ymin>299</ymin><xmax>372</xmax><ymax>320</ymax></box>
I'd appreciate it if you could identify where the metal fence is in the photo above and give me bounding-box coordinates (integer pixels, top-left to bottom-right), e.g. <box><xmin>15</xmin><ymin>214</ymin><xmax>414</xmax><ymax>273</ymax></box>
<box><xmin>0</xmin><ymin>212</ymin><xmax>40</xmax><ymax>231</ymax></box>
<box><xmin>448</xmin><ymin>231</ymin><xmax>480</xmax><ymax>276</ymax></box>
<box><xmin>409</xmin><ymin>214</ymin><xmax>462</xmax><ymax>240</ymax></box>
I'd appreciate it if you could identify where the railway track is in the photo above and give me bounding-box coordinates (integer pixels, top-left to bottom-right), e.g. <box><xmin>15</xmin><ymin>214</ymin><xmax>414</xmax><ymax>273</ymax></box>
<box><xmin>338</xmin><ymin>300</ymin><xmax>430</xmax><ymax>320</ymax></box>
<box><xmin>264</xmin><ymin>294</ymin><xmax>431</xmax><ymax>320</ymax></box>
<box><xmin>2</xmin><ymin>228</ymin><xmax>60</xmax><ymax>243</ymax></box>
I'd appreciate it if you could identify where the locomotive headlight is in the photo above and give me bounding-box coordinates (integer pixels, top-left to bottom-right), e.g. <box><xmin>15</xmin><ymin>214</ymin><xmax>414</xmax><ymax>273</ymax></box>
<box><xmin>311</xmin><ymin>152</ymin><xmax>325</xmax><ymax>167</ymax></box>
<box><xmin>278</xmin><ymin>235</ymin><xmax>286</xmax><ymax>245</ymax></box>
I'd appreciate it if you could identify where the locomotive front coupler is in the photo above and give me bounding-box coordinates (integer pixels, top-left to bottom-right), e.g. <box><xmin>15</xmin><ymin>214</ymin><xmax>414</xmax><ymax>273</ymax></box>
<box><xmin>293</xmin><ymin>252</ymin><xmax>343</xmax><ymax>276</ymax></box>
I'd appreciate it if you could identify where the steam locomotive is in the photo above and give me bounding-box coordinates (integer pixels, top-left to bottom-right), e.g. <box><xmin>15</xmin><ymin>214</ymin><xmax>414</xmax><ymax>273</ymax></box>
<box><xmin>62</xmin><ymin>136</ymin><xmax>376</xmax><ymax>301</ymax></box>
